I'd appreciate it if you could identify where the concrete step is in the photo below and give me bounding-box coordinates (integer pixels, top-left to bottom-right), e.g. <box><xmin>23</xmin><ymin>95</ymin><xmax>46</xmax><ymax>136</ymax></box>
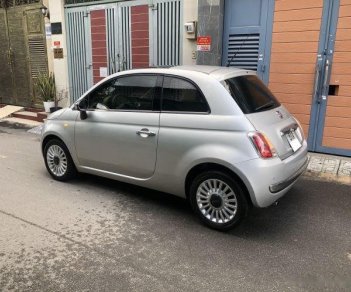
<box><xmin>12</xmin><ymin>111</ymin><xmax>42</xmax><ymax>122</ymax></box>
<box><xmin>12</xmin><ymin>111</ymin><xmax>49</xmax><ymax>123</ymax></box>
<box><xmin>37</xmin><ymin>112</ymin><xmax>49</xmax><ymax>121</ymax></box>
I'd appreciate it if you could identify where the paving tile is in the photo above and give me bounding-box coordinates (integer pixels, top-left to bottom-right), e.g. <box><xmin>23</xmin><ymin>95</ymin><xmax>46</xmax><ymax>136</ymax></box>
<box><xmin>307</xmin><ymin>156</ymin><xmax>325</xmax><ymax>173</ymax></box>
<box><xmin>338</xmin><ymin>161</ymin><xmax>351</xmax><ymax>177</ymax></box>
<box><xmin>321</xmin><ymin>158</ymin><xmax>341</xmax><ymax>175</ymax></box>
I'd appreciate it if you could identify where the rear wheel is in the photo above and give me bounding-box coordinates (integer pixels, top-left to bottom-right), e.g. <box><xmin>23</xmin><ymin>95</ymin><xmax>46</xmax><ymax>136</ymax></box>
<box><xmin>189</xmin><ymin>171</ymin><xmax>248</xmax><ymax>231</ymax></box>
<box><xmin>44</xmin><ymin>139</ymin><xmax>76</xmax><ymax>181</ymax></box>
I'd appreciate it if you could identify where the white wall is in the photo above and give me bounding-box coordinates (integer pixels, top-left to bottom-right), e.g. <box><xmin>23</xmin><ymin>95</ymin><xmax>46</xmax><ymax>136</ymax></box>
<box><xmin>43</xmin><ymin>0</ymin><xmax>53</xmax><ymax>74</ymax></box>
<box><xmin>47</xmin><ymin>0</ymin><xmax>70</xmax><ymax>107</ymax></box>
<box><xmin>182</xmin><ymin>0</ymin><xmax>198</xmax><ymax>65</ymax></box>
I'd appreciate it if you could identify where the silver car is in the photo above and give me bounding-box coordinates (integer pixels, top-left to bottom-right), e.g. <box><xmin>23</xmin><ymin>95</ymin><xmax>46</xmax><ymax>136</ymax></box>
<box><xmin>41</xmin><ymin>66</ymin><xmax>308</xmax><ymax>230</ymax></box>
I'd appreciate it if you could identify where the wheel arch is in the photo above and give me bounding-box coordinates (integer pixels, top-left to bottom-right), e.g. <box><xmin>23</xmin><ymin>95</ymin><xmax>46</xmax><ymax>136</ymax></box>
<box><xmin>41</xmin><ymin>134</ymin><xmax>67</xmax><ymax>154</ymax></box>
<box><xmin>185</xmin><ymin>163</ymin><xmax>254</xmax><ymax>207</ymax></box>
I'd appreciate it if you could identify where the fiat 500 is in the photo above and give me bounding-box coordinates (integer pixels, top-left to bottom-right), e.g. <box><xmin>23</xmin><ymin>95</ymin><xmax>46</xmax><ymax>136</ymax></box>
<box><xmin>41</xmin><ymin>66</ymin><xmax>308</xmax><ymax>230</ymax></box>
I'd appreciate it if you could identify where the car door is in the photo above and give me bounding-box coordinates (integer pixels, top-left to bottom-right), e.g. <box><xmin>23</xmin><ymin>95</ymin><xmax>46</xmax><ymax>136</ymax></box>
<box><xmin>74</xmin><ymin>74</ymin><xmax>161</xmax><ymax>179</ymax></box>
<box><xmin>156</xmin><ymin>76</ymin><xmax>212</xmax><ymax>182</ymax></box>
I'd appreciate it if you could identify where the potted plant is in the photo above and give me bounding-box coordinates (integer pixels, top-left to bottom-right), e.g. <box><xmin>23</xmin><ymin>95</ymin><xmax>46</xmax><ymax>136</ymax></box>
<box><xmin>35</xmin><ymin>72</ymin><xmax>56</xmax><ymax>113</ymax></box>
<box><xmin>50</xmin><ymin>89</ymin><xmax>65</xmax><ymax>113</ymax></box>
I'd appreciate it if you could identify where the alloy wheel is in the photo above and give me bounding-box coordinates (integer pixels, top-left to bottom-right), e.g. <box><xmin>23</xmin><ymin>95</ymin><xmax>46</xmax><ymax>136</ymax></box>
<box><xmin>196</xmin><ymin>179</ymin><xmax>238</xmax><ymax>224</ymax></box>
<box><xmin>46</xmin><ymin>144</ymin><xmax>68</xmax><ymax>177</ymax></box>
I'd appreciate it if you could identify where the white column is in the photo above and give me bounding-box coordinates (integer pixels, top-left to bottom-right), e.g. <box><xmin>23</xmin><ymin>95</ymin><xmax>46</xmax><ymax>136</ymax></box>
<box><xmin>47</xmin><ymin>0</ymin><xmax>70</xmax><ymax>107</ymax></box>
<box><xmin>182</xmin><ymin>0</ymin><xmax>198</xmax><ymax>65</ymax></box>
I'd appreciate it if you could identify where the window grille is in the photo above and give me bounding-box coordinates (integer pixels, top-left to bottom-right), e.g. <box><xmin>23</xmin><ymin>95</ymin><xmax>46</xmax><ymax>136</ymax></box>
<box><xmin>1</xmin><ymin>0</ymin><xmax>39</xmax><ymax>8</ymax></box>
<box><xmin>65</xmin><ymin>0</ymin><xmax>100</xmax><ymax>5</ymax></box>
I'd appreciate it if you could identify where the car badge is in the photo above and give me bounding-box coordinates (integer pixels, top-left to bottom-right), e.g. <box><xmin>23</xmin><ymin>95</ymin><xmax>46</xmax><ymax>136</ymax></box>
<box><xmin>276</xmin><ymin>110</ymin><xmax>284</xmax><ymax>119</ymax></box>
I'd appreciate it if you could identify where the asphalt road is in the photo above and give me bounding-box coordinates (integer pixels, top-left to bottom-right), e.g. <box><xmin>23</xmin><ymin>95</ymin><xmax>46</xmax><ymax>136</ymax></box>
<box><xmin>0</xmin><ymin>124</ymin><xmax>350</xmax><ymax>292</ymax></box>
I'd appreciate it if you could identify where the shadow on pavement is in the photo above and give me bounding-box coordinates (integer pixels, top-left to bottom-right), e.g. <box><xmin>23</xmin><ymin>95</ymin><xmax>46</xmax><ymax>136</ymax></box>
<box><xmin>71</xmin><ymin>172</ymin><xmax>314</xmax><ymax>238</ymax></box>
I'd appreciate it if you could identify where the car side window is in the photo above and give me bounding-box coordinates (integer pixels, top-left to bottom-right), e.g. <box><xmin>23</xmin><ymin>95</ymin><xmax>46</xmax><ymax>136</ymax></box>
<box><xmin>162</xmin><ymin>77</ymin><xmax>209</xmax><ymax>113</ymax></box>
<box><xmin>83</xmin><ymin>75</ymin><xmax>157</xmax><ymax>111</ymax></box>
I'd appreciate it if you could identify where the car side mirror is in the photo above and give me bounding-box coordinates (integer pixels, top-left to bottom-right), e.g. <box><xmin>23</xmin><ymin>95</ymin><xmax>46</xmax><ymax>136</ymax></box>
<box><xmin>77</xmin><ymin>100</ymin><xmax>88</xmax><ymax>120</ymax></box>
<box><xmin>79</xmin><ymin>108</ymin><xmax>88</xmax><ymax>120</ymax></box>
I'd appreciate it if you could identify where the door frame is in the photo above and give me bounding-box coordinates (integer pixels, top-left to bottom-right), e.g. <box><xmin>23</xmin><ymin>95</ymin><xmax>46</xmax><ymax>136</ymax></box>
<box><xmin>307</xmin><ymin>0</ymin><xmax>348</xmax><ymax>156</ymax></box>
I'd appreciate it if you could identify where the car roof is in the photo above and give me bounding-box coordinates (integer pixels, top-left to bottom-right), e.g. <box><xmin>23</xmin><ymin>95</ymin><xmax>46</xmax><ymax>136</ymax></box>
<box><xmin>116</xmin><ymin>65</ymin><xmax>255</xmax><ymax>81</ymax></box>
<box><xmin>171</xmin><ymin>65</ymin><xmax>245</xmax><ymax>75</ymax></box>
<box><xmin>171</xmin><ymin>65</ymin><xmax>255</xmax><ymax>81</ymax></box>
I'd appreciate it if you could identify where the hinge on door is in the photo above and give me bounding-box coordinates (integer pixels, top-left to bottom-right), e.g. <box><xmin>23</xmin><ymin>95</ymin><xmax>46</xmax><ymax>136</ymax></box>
<box><xmin>149</xmin><ymin>4</ymin><xmax>157</xmax><ymax>10</ymax></box>
<box><xmin>83</xmin><ymin>11</ymin><xmax>90</xmax><ymax>17</ymax></box>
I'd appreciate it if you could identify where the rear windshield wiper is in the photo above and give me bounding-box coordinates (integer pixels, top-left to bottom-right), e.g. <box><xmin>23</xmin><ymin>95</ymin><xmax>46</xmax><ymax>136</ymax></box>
<box><xmin>254</xmin><ymin>100</ymin><xmax>275</xmax><ymax>112</ymax></box>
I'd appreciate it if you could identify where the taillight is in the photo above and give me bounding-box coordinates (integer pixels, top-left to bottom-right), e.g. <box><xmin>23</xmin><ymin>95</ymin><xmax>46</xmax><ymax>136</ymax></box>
<box><xmin>248</xmin><ymin>132</ymin><xmax>276</xmax><ymax>159</ymax></box>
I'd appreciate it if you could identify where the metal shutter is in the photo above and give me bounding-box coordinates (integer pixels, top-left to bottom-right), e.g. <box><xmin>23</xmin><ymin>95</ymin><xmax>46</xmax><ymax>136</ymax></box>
<box><xmin>119</xmin><ymin>5</ymin><xmax>131</xmax><ymax>71</ymax></box>
<box><xmin>152</xmin><ymin>0</ymin><xmax>181</xmax><ymax>67</ymax></box>
<box><xmin>66</xmin><ymin>9</ymin><xmax>90</xmax><ymax>101</ymax></box>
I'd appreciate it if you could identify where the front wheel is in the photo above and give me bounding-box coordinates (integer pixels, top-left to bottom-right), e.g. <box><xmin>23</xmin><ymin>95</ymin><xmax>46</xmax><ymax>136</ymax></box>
<box><xmin>44</xmin><ymin>139</ymin><xmax>77</xmax><ymax>181</ymax></box>
<box><xmin>189</xmin><ymin>171</ymin><xmax>248</xmax><ymax>231</ymax></box>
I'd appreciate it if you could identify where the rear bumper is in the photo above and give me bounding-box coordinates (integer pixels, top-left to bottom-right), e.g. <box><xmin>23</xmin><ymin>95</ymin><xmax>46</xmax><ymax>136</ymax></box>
<box><xmin>269</xmin><ymin>157</ymin><xmax>308</xmax><ymax>193</ymax></box>
<box><xmin>234</xmin><ymin>140</ymin><xmax>308</xmax><ymax>208</ymax></box>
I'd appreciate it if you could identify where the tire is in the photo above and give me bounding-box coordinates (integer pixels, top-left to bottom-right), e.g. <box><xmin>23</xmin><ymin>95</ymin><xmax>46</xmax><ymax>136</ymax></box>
<box><xmin>189</xmin><ymin>171</ymin><xmax>248</xmax><ymax>231</ymax></box>
<box><xmin>43</xmin><ymin>139</ymin><xmax>77</xmax><ymax>181</ymax></box>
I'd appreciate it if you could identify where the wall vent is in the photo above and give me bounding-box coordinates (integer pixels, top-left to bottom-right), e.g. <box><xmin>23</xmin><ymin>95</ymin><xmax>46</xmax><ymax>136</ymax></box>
<box><xmin>227</xmin><ymin>33</ymin><xmax>260</xmax><ymax>71</ymax></box>
<box><xmin>28</xmin><ymin>36</ymin><xmax>47</xmax><ymax>78</ymax></box>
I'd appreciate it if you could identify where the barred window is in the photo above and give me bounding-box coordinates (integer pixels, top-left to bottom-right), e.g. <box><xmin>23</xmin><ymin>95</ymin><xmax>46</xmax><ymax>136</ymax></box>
<box><xmin>0</xmin><ymin>0</ymin><xmax>39</xmax><ymax>8</ymax></box>
<box><xmin>64</xmin><ymin>0</ymin><xmax>101</xmax><ymax>5</ymax></box>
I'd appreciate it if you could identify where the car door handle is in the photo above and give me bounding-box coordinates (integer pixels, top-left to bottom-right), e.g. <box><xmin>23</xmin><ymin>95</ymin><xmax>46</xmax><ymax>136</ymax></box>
<box><xmin>136</xmin><ymin>128</ymin><xmax>156</xmax><ymax>138</ymax></box>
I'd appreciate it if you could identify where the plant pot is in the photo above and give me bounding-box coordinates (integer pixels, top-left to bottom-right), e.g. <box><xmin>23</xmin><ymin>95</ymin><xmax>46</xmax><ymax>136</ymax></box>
<box><xmin>50</xmin><ymin>106</ymin><xmax>63</xmax><ymax>113</ymax></box>
<box><xmin>43</xmin><ymin>101</ymin><xmax>55</xmax><ymax>113</ymax></box>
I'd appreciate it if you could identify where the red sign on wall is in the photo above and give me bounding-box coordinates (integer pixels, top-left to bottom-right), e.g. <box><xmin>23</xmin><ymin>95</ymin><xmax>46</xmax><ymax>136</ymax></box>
<box><xmin>53</xmin><ymin>41</ymin><xmax>60</xmax><ymax>47</ymax></box>
<box><xmin>197</xmin><ymin>36</ymin><xmax>212</xmax><ymax>51</ymax></box>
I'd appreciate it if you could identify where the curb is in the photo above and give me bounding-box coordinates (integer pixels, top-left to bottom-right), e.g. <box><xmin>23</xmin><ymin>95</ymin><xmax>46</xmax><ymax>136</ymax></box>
<box><xmin>304</xmin><ymin>154</ymin><xmax>351</xmax><ymax>185</ymax></box>
<box><xmin>303</xmin><ymin>171</ymin><xmax>351</xmax><ymax>185</ymax></box>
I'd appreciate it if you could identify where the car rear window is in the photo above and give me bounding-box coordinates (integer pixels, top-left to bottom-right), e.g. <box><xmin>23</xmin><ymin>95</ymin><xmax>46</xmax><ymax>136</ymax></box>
<box><xmin>222</xmin><ymin>75</ymin><xmax>280</xmax><ymax>114</ymax></box>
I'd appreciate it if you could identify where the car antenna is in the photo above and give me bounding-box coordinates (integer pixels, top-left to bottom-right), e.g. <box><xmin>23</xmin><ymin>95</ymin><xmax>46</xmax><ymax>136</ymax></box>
<box><xmin>226</xmin><ymin>35</ymin><xmax>250</xmax><ymax>67</ymax></box>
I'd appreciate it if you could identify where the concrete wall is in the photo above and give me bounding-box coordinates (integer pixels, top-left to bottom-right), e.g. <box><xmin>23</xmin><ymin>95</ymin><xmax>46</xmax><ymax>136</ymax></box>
<box><xmin>43</xmin><ymin>0</ymin><xmax>53</xmax><ymax>74</ymax></box>
<box><xmin>196</xmin><ymin>0</ymin><xmax>224</xmax><ymax>66</ymax></box>
<box><xmin>47</xmin><ymin>0</ymin><xmax>70</xmax><ymax>107</ymax></box>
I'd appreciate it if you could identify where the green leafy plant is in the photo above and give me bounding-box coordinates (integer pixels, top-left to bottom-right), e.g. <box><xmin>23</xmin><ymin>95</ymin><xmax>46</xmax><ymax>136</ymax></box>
<box><xmin>35</xmin><ymin>72</ymin><xmax>56</xmax><ymax>102</ymax></box>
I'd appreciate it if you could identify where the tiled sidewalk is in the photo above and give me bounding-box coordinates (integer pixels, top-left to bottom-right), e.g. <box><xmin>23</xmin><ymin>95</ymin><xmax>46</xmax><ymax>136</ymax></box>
<box><xmin>306</xmin><ymin>153</ymin><xmax>351</xmax><ymax>184</ymax></box>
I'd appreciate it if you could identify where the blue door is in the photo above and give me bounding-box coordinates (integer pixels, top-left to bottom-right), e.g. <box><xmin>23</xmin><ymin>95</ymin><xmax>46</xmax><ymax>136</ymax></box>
<box><xmin>308</xmin><ymin>0</ymin><xmax>351</xmax><ymax>156</ymax></box>
<box><xmin>222</xmin><ymin>0</ymin><xmax>274</xmax><ymax>84</ymax></box>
